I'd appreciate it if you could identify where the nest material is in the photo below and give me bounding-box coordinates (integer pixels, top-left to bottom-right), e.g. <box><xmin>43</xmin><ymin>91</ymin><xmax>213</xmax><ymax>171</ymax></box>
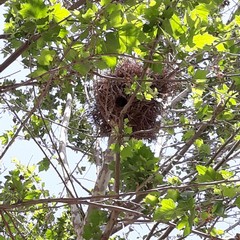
<box><xmin>93</xmin><ymin>59</ymin><xmax>175</xmax><ymax>139</ymax></box>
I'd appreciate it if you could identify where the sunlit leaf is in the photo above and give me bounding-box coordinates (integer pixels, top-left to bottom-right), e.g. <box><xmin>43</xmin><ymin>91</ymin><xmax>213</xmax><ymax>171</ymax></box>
<box><xmin>193</xmin><ymin>33</ymin><xmax>218</xmax><ymax>49</ymax></box>
<box><xmin>19</xmin><ymin>0</ymin><xmax>48</xmax><ymax>19</ymax></box>
<box><xmin>50</xmin><ymin>3</ymin><xmax>70</xmax><ymax>22</ymax></box>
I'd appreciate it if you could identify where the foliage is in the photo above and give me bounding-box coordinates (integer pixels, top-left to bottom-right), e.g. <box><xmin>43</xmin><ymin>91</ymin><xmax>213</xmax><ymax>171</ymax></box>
<box><xmin>0</xmin><ymin>0</ymin><xmax>240</xmax><ymax>239</ymax></box>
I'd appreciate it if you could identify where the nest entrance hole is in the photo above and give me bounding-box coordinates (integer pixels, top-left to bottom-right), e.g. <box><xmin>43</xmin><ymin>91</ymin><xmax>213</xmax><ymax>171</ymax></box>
<box><xmin>115</xmin><ymin>96</ymin><xmax>128</xmax><ymax>108</ymax></box>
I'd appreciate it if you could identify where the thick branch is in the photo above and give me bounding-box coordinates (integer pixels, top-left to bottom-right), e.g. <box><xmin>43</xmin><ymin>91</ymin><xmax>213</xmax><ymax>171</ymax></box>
<box><xmin>78</xmin><ymin>136</ymin><xmax>115</xmax><ymax>238</ymax></box>
<box><xmin>59</xmin><ymin>92</ymin><xmax>84</xmax><ymax>239</ymax></box>
<box><xmin>0</xmin><ymin>34</ymin><xmax>40</xmax><ymax>73</ymax></box>
<box><xmin>0</xmin><ymin>0</ymin><xmax>7</xmax><ymax>6</ymax></box>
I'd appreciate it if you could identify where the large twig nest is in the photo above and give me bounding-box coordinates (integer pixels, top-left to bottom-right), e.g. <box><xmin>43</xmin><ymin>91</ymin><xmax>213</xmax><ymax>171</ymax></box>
<box><xmin>92</xmin><ymin>59</ymin><xmax>175</xmax><ymax>139</ymax></box>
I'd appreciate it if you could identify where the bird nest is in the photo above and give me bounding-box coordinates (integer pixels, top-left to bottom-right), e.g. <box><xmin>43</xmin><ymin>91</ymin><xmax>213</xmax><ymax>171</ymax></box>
<box><xmin>92</xmin><ymin>59</ymin><xmax>175</xmax><ymax>140</ymax></box>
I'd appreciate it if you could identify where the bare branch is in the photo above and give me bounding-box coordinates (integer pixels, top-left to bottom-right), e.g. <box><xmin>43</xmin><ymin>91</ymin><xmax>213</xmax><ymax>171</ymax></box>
<box><xmin>0</xmin><ymin>0</ymin><xmax>7</xmax><ymax>6</ymax></box>
<box><xmin>68</xmin><ymin>0</ymin><xmax>86</xmax><ymax>10</ymax></box>
<box><xmin>78</xmin><ymin>135</ymin><xmax>115</xmax><ymax>238</ymax></box>
<box><xmin>0</xmin><ymin>75</ymin><xmax>53</xmax><ymax>160</ymax></box>
<box><xmin>0</xmin><ymin>33</ymin><xmax>11</xmax><ymax>39</ymax></box>
<box><xmin>58</xmin><ymin>92</ymin><xmax>84</xmax><ymax>239</ymax></box>
<box><xmin>0</xmin><ymin>34</ymin><xmax>40</xmax><ymax>73</ymax></box>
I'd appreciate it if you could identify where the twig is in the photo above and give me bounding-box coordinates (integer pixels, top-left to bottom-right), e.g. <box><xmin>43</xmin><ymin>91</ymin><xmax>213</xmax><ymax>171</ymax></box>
<box><xmin>68</xmin><ymin>0</ymin><xmax>86</xmax><ymax>10</ymax></box>
<box><xmin>145</xmin><ymin>222</ymin><xmax>160</xmax><ymax>240</ymax></box>
<box><xmin>3</xmin><ymin>210</ymin><xmax>26</xmax><ymax>240</ymax></box>
<box><xmin>214</xmin><ymin>140</ymin><xmax>240</xmax><ymax>171</ymax></box>
<box><xmin>158</xmin><ymin>221</ymin><xmax>225</xmax><ymax>240</ymax></box>
<box><xmin>0</xmin><ymin>75</ymin><xmax>53</xmax><ymax>160</ymax></box>
<box><xmin>162</xmin><ymin>97</ymin><xmax>226</xmax><ymax>176</ymax></box>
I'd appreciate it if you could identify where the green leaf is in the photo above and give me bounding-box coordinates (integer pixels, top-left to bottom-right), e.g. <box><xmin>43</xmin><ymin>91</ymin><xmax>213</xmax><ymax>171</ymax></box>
<box><xmin>194</xmin><ymin>70</ymin><xmax>208</xmax><ymax>79</ymax></box>
<box><xmin>234</xmin><ymin>196</ymin><xmax>240</xmax><ymax>208</ymax></box>
<box><xmin>100</xmin><ymin>0</ymin><xmax>111</xmax><ymax>6</ymax></box>
<box><xmin>121</xmin><ymin>145</ymin><xmax>134</xmax><ymax>159</ymax></box>
<box><xmin>0</xmin><ymin>133</ymin><xmax>9</xmax><ymax>145</ymax></box>
<box><xmin>169</xmin><ymin>14</ymin><xmax>186</xmax><ymax>39</ymax></box>
<box><xmin>210</xmin><ymin>227</ymin><xmax>224</xmax><ymax>237</ymax></box>
<box><xmin>108</xmin><ymin>9</ymin><xmax>123</xmax><ymax>28</ymax></box>
<box><xmin>220</xmin><ymin>170</ymin><xmax>233</xmax><ymax>179</ymax></box>
<box><xmin>196</xmin><ymin>165</ymin><xmax>207</xmax><ymax>175</ymax></box>
<box><xmin>37</xmin><ymin>49</ymin><xmax>55</xmax><ymax>66</ymax></box>
<box><xmin>190</xmin><ymin>4</ymin><xmax>210</xmax><ymax>22</ymax></box>
<box><xmin>101</xmin><ymin>56</ymin><xmax>117</xmax><ymax>68</ymax></box>
<box><xmin>235</xmin><ymin>15</ymin><xmax>240</xmax><ymax>26</ymax></box>
<box><xmin>144</xmin><ymin>193</ymin><xmax>159</xmax><ymax>206</ymax></box>
<box><xmin>24</xmin><ymin>190</ymin><xmax>41</xmax><ymax>200</ymax></box>
<box><xmin>196</xmin><ymin>166</ymin><xmax>223</xmax><ymax>182</ymax></box>
<box><xmin>104</xmin><ymin>32</ymin><xmax>120</xmax><ymax>53</ymax></box>
<box><xmin>153</xmin><ymin>199</ymin><xmax>177</xmax><ymax>221</ymax></box>
<box><xmin>221</xmin><ymin>185</ymin><xmax>237</xmax><ymax>198</ymax></box>
<box><xmin>38</xmin><ymin>158</ymin><xmax>50</xmax><ymax>172</ymax></box>
<box><xmin>19</xmin><ymin>0</ymin><xmax>48</xmax><ymax>20</ymax></box>
<box><xmin>73</xmin><ymin>62</ymin><xmax>91</xmax><ymax>75</ymax></box>
<box><xmin>199</xmin><ymin>144</ymin><xmax>211</xmax><ymax>155</ymax></box>
<box><xmin>50</xmin><ymin>3</ymin><xmax>70</xmax><ymax>22</ymax></box>
<box><xmin>212</xmin><ymin>201</ymin><xmax>225</xmax><ymax>217</ymax></box>
<box><xmin>182</xmin><ymin>129</ymin><xmax>195</xmax><ymax>141</ymax></box>
<box><xmin>82</xmin><ymin>8</ymin><xmax>95</xmax><ymax>21</ymax></box>
<box><xmin>193</xmin><ymin>33</ymin><xmax>218</xmax><ymax>49</ymax></box>
<box><xmin>177</xmin><ymin>215</ymin><xmax>191</xmax><ymax>236</ymax></box>
<box><xmin>144</xmin><ymin>92</ymin><xmax>153</xmax><ymax>100</ymax></box>
<box><xmin>165</xmin><ymin>189</ymin><xmax>180</xmax><ymax>202</ymax></box>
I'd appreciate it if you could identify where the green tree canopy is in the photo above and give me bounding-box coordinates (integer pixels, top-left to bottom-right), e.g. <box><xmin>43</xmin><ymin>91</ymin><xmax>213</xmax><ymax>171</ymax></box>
<box><xmin>0</xmin><ymin>0</ymin><xmax>240</xmax><ymax>239</ymax></box>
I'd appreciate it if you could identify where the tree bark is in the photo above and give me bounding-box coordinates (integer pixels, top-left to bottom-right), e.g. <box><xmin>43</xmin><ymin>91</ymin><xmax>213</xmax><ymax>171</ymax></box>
<box><xmin>59</xmin><ymin>92</ymin><xmax>84</xmax><ymax>240</ymax></box>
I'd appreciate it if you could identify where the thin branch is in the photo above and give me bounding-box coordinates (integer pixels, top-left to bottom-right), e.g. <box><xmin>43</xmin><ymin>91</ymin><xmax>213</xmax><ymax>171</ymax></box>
<box><xmin>158</xmin><ymin>225</ymin><xmax>175</xmax><ymax>240</ymax></box>
<box><xmin>0</xmin><ymin>198</ymin><xmax>143</xmax><ymax>217</ymax></box>
<box><xmin>162</xmin><ymin>97</ymin><xmax>226</xmax><ymax>176</ymax></box>
<box><xmin>3</xmin><ymin>210</ymin><xmax>26</xmax><ymax>240</ymax></box>
<box><xmin>1</xmin><ymin>179</ymin><xmax>240</xmax><ymax>211</ymax></box>
<box><xmin>0</xmin><ymin>210</ymin><xmax>15</xmax><ymax>240</ymax></box>
<box><xmin>145</xmin><ymin>222</ymin><xmax>160</xmax><ymax>240</ymax></box>
<box><xmin>225</xmin><ymin>218</ymin><xmax>240</xmax><ymax>232</ymax></box>
<box><xmin>206</xmin><ymin>128</ymin><xmax>240</xmax><ymax>166</ymax></box>
<box><xmin>101</xmin><ymin>211</ymin><xmax>119</xmax><ymax>240</ymax></box>
<box><xmin>214</xmin><ymin>140</ymin><xmax>240</xmax><ymax>171</ymax></box>
<box><xmin>158</xmin><ymin>222</ymin><xmax>225</xmax><ymax>240</ymax></box>
<box><xmin>0</xmin><ymin>79</ymin><xmax>38</xmax><ymax>93</ymax></box>
<box><xmin>68</xmin><ymin>0</ymin><xmax>86</xmax><ymax>10</ymax></box>
<box><xmin>0</xmin><ymin>76</ymin><xmax>53</xmax><ymax>160</ymax></box>
<box><xmin>1</xmin><ymin>88</ymin><xmax>77</xmax><ymax>201</ymax></box>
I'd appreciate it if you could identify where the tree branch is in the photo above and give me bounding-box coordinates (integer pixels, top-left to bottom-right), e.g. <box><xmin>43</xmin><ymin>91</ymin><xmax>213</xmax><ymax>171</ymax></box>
<box><xmin>59</xmin><ymin>92</ymin><xmax>84</xmax><ymax>239</ymax></box>
<box><xmin>0</xmin><ymin>34</ymin><xmax>40</xmax><ymax>73</ymax></box>
<box><xmin>78</xmin><ymin>135</ymin><xmax>115</xmax><ymax>238</ymax></box>
<box><xmin>0</xmin><ymin>0</ymin><xmax>7</xmax><ymax>6</ymax></box>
